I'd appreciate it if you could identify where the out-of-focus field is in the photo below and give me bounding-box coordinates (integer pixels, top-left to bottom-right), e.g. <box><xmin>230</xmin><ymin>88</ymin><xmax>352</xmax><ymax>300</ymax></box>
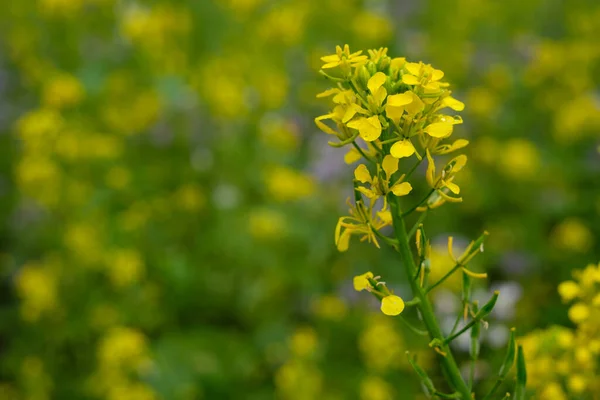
<box><xmin>0</xmin><ymin>0</ymin><xmax>598</xmax><ymax>399</ymax></box>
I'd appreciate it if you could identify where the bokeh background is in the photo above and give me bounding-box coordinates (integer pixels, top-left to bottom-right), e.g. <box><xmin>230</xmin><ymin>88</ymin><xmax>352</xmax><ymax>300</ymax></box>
<box><xmin>1</xmin><ymin>0</ymin><xmax>599</xmax><ymax>399</ymax></box>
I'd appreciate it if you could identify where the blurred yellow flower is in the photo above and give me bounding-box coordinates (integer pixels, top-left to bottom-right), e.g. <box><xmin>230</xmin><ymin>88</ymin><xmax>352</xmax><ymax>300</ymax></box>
<box><xmin>105</xmin><ymin>249</ymin><xmax>145</xmax><ymax>288</ymax></box>
<box><xmin>558</xmin><ymin>280</ymin><xmax>580</xmax><ymax>302</ymax></box>
<box><xmin>42</xmin><ymin>73</ymin><xmax>85</xmax><ymax>109</ymax></box>
<box><xmin>568</xmin><ymin>303</ymin><xmax>589</xmax><ymax>324</ymax></box>
<box><xmin>311</xmin><ymin>295</ymin><xmax>347</xmax><ymax>321</ymax></box>
<box><xmin>360</xmin><ymin>375</ymin><xmax>393</xmax><ymax>400</ymax></box>
<box><xmin>264</xmin><ymin>166</ymin><xmax>315</xmax><ymax>202</ymax></box>
<box><xmin>16</xmin><ymin>262</ymin><xmax>58</xmax><ymax>322</ymax></box>
<box><xmin>289</xmin><ymin>327</ymin><xmax>318</xmax><ymax>357</ymax></box>
<box><xmin>248</xmin><ymin>208</ymin><xmax>287</xmax><ymax>240</ymax></box>
<box><xmin>499</xmin><ymin>139</ymin><xmax>540</xmax><ymax>179</ymax></box>
<box><xmin>551</xmin><ymin>218</ymin><xmax>594</xmax><ymax>253</ymax></box>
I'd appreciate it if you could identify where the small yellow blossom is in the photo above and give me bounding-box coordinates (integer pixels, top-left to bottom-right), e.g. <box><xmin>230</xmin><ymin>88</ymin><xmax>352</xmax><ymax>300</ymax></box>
<box><xmin>380</xmin><ymin>295</ymin><xmax>404</xmax><ymax>316</ymax></box>
<box><xmin>354</xmin><ymin>156</ymin><xmax>413</xmax><ymax>199</ymax></box>
<box><xmin>558</xmin><ymin>281</ymin><xmax>580</xmax><ymax>302</ymax></box>
<box><xmin>353</xmin><ymin>272</ymin><xmax>374</xmax><ymax>291</ymax></box>
<box><xmin>320</xmin><ymin>44</ymin><xmax>368</xmax><ymax>70</ymax></box>
<box><xmin>568</xmin><ymin>303</ymin><xmax>589</xmax><ymax>324</ymax></box>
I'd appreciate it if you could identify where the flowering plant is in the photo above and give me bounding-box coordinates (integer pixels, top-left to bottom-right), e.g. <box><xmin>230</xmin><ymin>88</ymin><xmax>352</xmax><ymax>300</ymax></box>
<box><xmin>316</xmin><ymin>45</ymin><xmax>527</xmax><ymax>399</ymax></box>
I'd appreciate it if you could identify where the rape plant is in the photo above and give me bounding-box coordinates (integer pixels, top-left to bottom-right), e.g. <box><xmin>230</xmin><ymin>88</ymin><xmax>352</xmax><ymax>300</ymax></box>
<box><xmin>315</xmin><ymin>45</ymin><xmax>527</xmax><ymax>399</ymax></box>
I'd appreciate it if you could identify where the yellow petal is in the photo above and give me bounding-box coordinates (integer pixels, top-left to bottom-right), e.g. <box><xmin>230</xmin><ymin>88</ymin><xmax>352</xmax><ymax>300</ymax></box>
<box><xmin>359</xmin><ymin>116</ymin><xmax>382</xmax><ymax>142</ymax></box>
<box><xmin>405</xmin><ymin>62</ymin><xmax>421</xmax><ymax>76</ymax></box>
<box><xmin>353</xmin><ymin>271</ymin><xmax>374</xmax><ymax>291</ymax></box>
<box><xmin>354</xmin><ymin>164</ymin><xmax>371</xmax><ymax>183</ymax></box>
<box><xmin>390</xmin><ymin>139</ymin><xmax>416</xmax><ymax>158</ymax></box>
<box><xmin>346</xmin><ymin>118</ymin><xmax>364</xmax><ymax>130</ymax></box>
<box><xmin>336</xmin><ymin>229</ymin><xmax>351</xmax><ymax>252</ymax></box>
<box><xmin>390</xmin><ymin>57</ymin><xmax>406</xmax><ymax>70</ymax></box>
<box><xmin>444</xmin><ymin>180</ymin><xmax>460</xmax><ymax>194</ymax></box>
<box><xmin>322</xmin><ymin>61</ymin><xmax>341</xmax><ymax>69</ymax></box>
<box><xmin>382</xmin><ymin>155</ymin><xmax>399</xmax><ymax>178</ymax></box>
<box><xmin>424</xmin><ymin>122</ymin><xmax>453</xmax><ymax>138</ymax></box>
<box><xmin>316</xmin><ymin>88</ymin><xmax>340</xmax><ymax>98</ymax></box>
<box><xmin>344</xmin><ymin>148</ymin><xmax>362</xmax><ymax>164</ymax></box>
<box><xmin>442</xmin><ymin>96</ymin><xmax>465</xmax><ymax>111</ymax></box>
<box><xmin>358</xmin><ymin>186</ymin><xmax>378</xmax><ymax>199</ymax></box>
<box><xmin>451</xmin><ymin>155</ymin><xmax>468</xmax><ymax>172</ymax></box>
<box><xmin>367</xmin><ymin>72</ymin><xmax>387</xmax><ymax>94</ymax></box>
<box><xmin>461</xmin><ymin>267</ymin><xmax>487</xmax><ymax>279</ymax></box>
<box><xmin>402</xmin><ymin>74</ymin><xmax>420</xmax><ymax>85</ymax></box>
<box><xmin>321</xmin><ymin>54</ymin><xmax>339</xmax><ymax>63</ymax></box>
<box><xmin>342</xmin><ymin>107</ymin><xmax>357</xmax><ymax>123</ymax></box>
<box><xmin>373</xmin><ymin>86</ymin><xmax>387</xmax><ymax>106</ymax></box>
<box><xmin>314</xmin><ymin>115</ymin><xmax>337</xmax><ymax>135</ymax></box>
<box><xmin>404</xmin><ymin>92</ymin><xmax>424</xmax><ymax>115</ymax></box>
<box><xmin>391</xmin><ymin>182</ymin><xmax>413</xmax><ymax>196</ymax></box>
<box><xmin>386</xmin><ymin>92</ymin><xmax>413</xmax><ymax>107</ymax></box>
<box><xmin>425</xmin><ymin>149</ymin><xmax>436</xmax><ymax>187</ymax></box>
<box><xmin>450</xmin><ymin>138</ymin><xmax>469</xmax><ymax>150</ymax></box>
<box><xmin>385</xmin><ymin>104</ymin><xmax>404</xmax><ymax>122</ymax></box>
<box><xmin>381</xmin><ymin>295</ymin><xmax>405</xmax><ymax>315</ymax></box>
<box><xmin>431</xmin><ymin>69</ymin><xmax>444</xmax><ymax>81</ymax></box>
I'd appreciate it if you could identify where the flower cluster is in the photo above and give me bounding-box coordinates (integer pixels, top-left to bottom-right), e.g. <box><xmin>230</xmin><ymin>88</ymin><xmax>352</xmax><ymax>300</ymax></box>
<box><xmin>521</xmin><ymin>262</ymin><xmax>600</xmax><ymax>399</ymax></box>
<box><xmin>316</xmin><ymin>46</ymin><xmax>468</xmax><ymax>253</ymax></box>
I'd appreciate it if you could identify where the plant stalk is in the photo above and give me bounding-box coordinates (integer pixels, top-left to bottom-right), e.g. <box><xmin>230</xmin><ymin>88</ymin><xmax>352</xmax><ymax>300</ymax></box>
<box><xmin>389</xmin><ymin>194</ymin><xmax>471</xmax><ymax>400</ymax></box>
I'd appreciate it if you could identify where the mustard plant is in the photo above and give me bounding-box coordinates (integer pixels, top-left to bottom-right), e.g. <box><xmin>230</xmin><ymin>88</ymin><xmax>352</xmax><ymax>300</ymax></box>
<box><xmin>315</xmin><ymin>45</ymin><xmax>527</xmax><ymax>399</ymax></box>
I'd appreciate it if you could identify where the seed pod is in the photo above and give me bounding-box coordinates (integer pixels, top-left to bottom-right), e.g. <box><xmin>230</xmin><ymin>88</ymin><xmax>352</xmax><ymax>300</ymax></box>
<box><xmin>476</xmin><ymin>290</ymin><xmax>499</xmax><ymax>319</ymax></box>
<box><xmin>406</xmin><ymin>352</ymin><xmax>436</xmax><ymax>394</ymax></box>
<box><xmin>498</xmin><ymin>328</ymin><xmax>516</xmax><ymax>378</ymax></box>
<box><xmin>514</xmin><ymin>345</ymin><xmax>527</xmax><ymax>400</ymax></box>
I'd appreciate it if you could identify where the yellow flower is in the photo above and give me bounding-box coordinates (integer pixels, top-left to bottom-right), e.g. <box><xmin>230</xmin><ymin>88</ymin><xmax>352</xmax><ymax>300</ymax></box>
<box><xmin>321</xmin><ymin>44</ymin><xmax>368</xmax><ymax>70</ymax></box>
<box><xmin>265</xmin><ymin>166</ymin><xmax>315</xmax><ymax>202</ymax></box>
<box><xmin>568</xmin><ymin>303</ymin><xmax>589</xmax><ymax>324</ymax></box>
<box><xmin>558</xmin><ymin>281</ymin><xmax>580</xmax><ymax>302</ymax></box>
<box><xmin>425</xmin><ymin>150</ymin><xmax>467</xmax><ymax>202</ymax></box>
<box><xmin>432</xmin><ymin>138</ymin><xmax>469</xmax><ymax>155</ymax></box>
<box><xmin>440</xmin><ymin>96</ymin><xmax>465</xmax><ymax>111</ymax></box>
<box><xmin>568</xmin><ymin>375</ymin><xmax>587</xmax><ymax>394</ymax></box>
<box><xmin>390</xmin><ymin>139</ymin><xmax>416</xmax><ymax>158</ymax></box>
<box><xmin>353</xmin><ymin>272</ymin><xmax>374</xmax><ymax>291</ymax></box>
<box><xmin>401</xmin><ymin>62</ymin><xmax>445</xmax><ymax>90</ymax></box>
<box><xmin>347</xmin><ymin>115</ymin><xmax>382</xmax><ymax>142</ymax></box>
<box><xmin>385</xmin><ymin>92</ymin><xmax>413</xmax><ymax>124</ymax></box>
<box><xmin>360</xmin><ymin>376</ymin><xmax>393</xmax><ymax>400</ymax></box>
<box><xmin>381</xmin><ymin>295</ymin><xmax>405</xmax><ymax>316</ymax></box>
<box><xmin>15</xmin><ymin>262</ymin><xmax>58</xmax><ymax>322</ymax></box>
<box><xmin>354</xmin><ymin>156</ymin><xmax>413</xmax><ymax>199</ymax></box>
<box><xmin>335</xmin><ymin>200</ymin><xmax>392</xmax><ymax>252</ymax></box>
<box><xmin>42</xmin><ymin>73</ymin><xmax>85</xmax><ymax>109</ymax></box>
<box><xmin>290</xmin><ymin>327</ymin><xmax>318</xmax><ymax>357</ymax></box>
<box><xmin>424</xmin><ymin>115</ymin><xmax>462</xmax><ymax>139</ymax></box>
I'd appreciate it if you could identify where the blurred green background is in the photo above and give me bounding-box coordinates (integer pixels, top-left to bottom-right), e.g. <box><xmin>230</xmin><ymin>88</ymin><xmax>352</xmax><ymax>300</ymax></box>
<box><xmin>0</xmin><ymin>0</ymin><xmax>599</xmax><ymax>399</ymax></box>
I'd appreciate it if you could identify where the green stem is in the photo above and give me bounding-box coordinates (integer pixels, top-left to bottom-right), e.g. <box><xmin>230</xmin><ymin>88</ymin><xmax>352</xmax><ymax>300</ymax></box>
<box><xmin>398</xmin><ymin>315</ymin><xmax>429</xmax><ymax>336</ymax></box>
<box><xmin>405</xmin><ymin>157</ymin><xmax>424</xmax><ymax>180</ymax></box>
<box><xmin>388</xmin><ymin>194</ymin><xmax>471</xmax><ymax>399</ymax></box>
<box><xmin>407</xmin><ymin>209</ymin><xmax>429</xmax><ymax>240</ymax></box>
<box><xmin>482</xmin><ymin>379</ymin><xmax>503</xmax><ymax>400</ymax></box>
<box><xmin>401</xmin><ymin>189</ymin><xmax>435</xmax><ymax>218</ymax></box>
<box><xmin>352</xmin><ymin>141</ymin><xmax>375</xmax><ymax>164</ymax></box>
<box><xmin>444</xmin><ymin>319</ymin><xmax>477</xmax><ymax>345</ymax></box>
